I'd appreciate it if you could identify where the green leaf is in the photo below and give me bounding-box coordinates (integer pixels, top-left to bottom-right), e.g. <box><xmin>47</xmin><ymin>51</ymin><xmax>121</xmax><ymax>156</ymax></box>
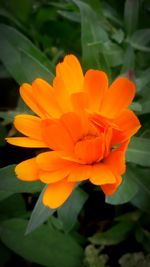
<box><xmin>100</xmin><ymin>41</ymin><xmax>124</xmax><ymax>67</ymax></box>
<box><xmin>121</xmin><ymin>45</ymin><xmax>135</xmax><ymax>73</ymax></box>
<box><xmin>58</xmin><ymin>10</ymin><xmax>80</xmax><ymax>23</ymax></box>
<box><xmin>129</xmin><ymin>29</ymin><xmax>150</xmax><ymax>52</ymax></box>
<box><xmin>89</xmin><ymin>221</ymin><xmax>134</xmax><ymax>245</ymax></box>
<box><xmin>106</xmin><ymin>167</ymin><xmax>139</xmax><ymax>205</ymax></box>
<box><xmin>19</xmin><ymin>49</ymin><xmax>54</xmax><ymax>84</ymax></box>
<box><xmin>0</xmin><ymin>241</ymin><xmax>11</xmax><ymax>266</ymax></box>
<box><xmin>0</xmin><ymin>24</ymin><xmax>54</xmax><ymax>84</ymax></box>
<box><xmin>140</xmin><ymin>101</ymin><xmax>150</xmax><ymax>114</ymax></box>
<box><xmin>0</xmin><ymin>8</ymin><xmax>25</xmax><ymax>30</ymax></box>
<box><xmin>0</xmin><ymin>63</ymin><xmax>10</xmax><ymax>79</ymax></box>
<box><xmin>0</xmin><ymin>24</ymin><xmax>53</xmax><ymax>69</ymax></box>
<box><xmin>49</xmin><ymin>215</ymin><xmax>63</xmax><ymax>231</ymax></box>
<box><xmin>115</xmin><ymin>211</ymin><xmax>141</xmax><ymax>223</ymax></box>
<box><xmin>139</xmin><ymin>125</ymin><xmax>150</xmax><ymax>139</ymax></box>
<box><xmin>0</xmin><ymin>194</ymin><xmax>26</xmax><ymax>221</ymax></box>
<box><xmin>103</xmin><ymin>2</ymin><xmax>122</xmax><ymax>27</ymax></box>
<box><xmin>133</xmin><ymin>167</ymin><xmax>150</xmax><ymax>192</ymax></box>
<box><xmin>0</xmin><ymin>111</ymin><xmax>18</xmax><ymax>125</ymax></box>
<box><xmin>0</xmin><ymin>219</ymin><xmax>83</xmax><ymax>267</ymax></box>
<box><xmin>0</xmin><ymin>191</ymin><xmax>13</xmax><ymax>202</ymax></box>
<box><xmin>124</xmin><ymin>0</ymin><xmax>139</xmax><ymax>36</ymax></box>
<box><xmin>26</xmin><ymin>186</ymin><xmax>55</xmax><ymax>234</ymax></box>
<box><xmin>130</xmin><ymin>168</ymin><xmax>150</xmax><ymax>213</ymax></box>
<box><xmin>130</xmin><ymin>102</ymin><xmax>142</xmax><ymax>113</ymax></box>
<box><xmin>9</xmin><ymin>0</ymin><xmax>32</xmax><ymax>23</ymax></box>
<box><xmin>0</xmin><ymin>165</ymin><xmax>43</xmax><ymax>193</ymax></box>
<box><xmin>27</xmin><ymin>186</ymin><xmax>88</xmax><ymax>234</ymax></box>
<box><xmin>88</xmin><ymin>40</ymin><xmax>124</xmax><ymax>66</ymax></box>
<box><xmin>84</xmin><ymin>0</ymin><xmax>104</xmax><ymax>15</ymax></box>
<box><xmin>111</xmin><ymin>29</ymin><xmax>124</xmax><ymax>44</ymax></box>
<box><xmin>58</xmin><ymin>188</ymin><xmax>88</xmax><ymax>233</ymax></box>
<box><xmin>135</xmin><ymin>227</ymin><xmax>150</xmax><ymax>252</ymax></box>
<box><xmin>136</xmin><ymin>68</ymin><xmax>150</xmax><ymax>91</ymax></box>
<box><xmin>126</xmin><ymin>137</ymin><xmax>150</xmax><ymax>166</ymax></box>
<box><xmin>73</xmin><ymin>0</ymin><xmax>109</xmax><ymax>72</ymax></box>
<box><xmin>136</xmin><ymin>69</ymin><xmax>150</xmax><ymax>114</ymax></box>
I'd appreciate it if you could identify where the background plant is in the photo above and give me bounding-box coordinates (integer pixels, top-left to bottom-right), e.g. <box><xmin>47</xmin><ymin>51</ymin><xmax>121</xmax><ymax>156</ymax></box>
<box><xmin>0</xmin><ymin>0</ymin><xmax>150</xmax><ymax>266</ymax></box>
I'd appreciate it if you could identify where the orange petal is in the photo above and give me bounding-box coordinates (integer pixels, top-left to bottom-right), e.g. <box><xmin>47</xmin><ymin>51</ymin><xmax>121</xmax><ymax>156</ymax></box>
<box><xmin>104</xmin><ymin>149</ymin><xmax>126</xmax><ymax>176</ymax></box>
<box><xmin>20</xmin><ymin>83</ymin><xmax>46</xmax><ymax>118</ymax></box>
<box><xmin>101</xmin><ymin>77</ymin><xmax>136</xmax><ymax>118</ymax></box>
<box><xmin>90</xmin><ymin>163</ymin><xmax>116</xmax><ymax>185</ymax></box>
<box><xmin>36</xmin><ymin>151</ymin><xmax>72</xmax><ymax>171</ymax></box>
<box><xmin>71</xmin><ymin>92</ymin><xmax>89</xmax><ymax>112</ymax></box>
<box><xmin>6</xmin><ymin>137</ymin><xmax>47</xmax><ymax>147</ymax></box>
<box><xmin>14</xmin><ymin>114</ymin><xmax>42</xmax><ymax>140</ymax></box>
<box><xmin>60</xmin><ymin>112</ymin><xmax>84</xmax><ymax>143</ymax></box>
<box><xmin>118</xmin><ymin>139</ymin><xmax>130</xmax><ymax>153</ymax></box>
<box><xmin>68</xmin><ymin>164</ymin><xmax>92</xmax><ymax>181</ymax></box>
<box><xmin>39</xmin><ymin>165</ymin><xmax>72</xmax><ymax>183</ymax></box>
<box><xmin>84</xmin><ymin>70</ymin><xmax>108</xmax><ymax>111</ymax></box>
<box><xmin>104</xmin><ymin>127</ymin><xmax>113</xmax><ymax>158</ymax></box>
<box><xmin>41</xmin><ymin>119</ymin><xmax>74</xmax><ymax>152</ymax></box>
<box><xmin>32</xmin><ymin>78</ymin><xmax>62</xmax><ymax>118</ymax></box>
<box><xmin>101</xmin><ymin>175</ymin><xmax>122</xmax><ymax>195</ymax></box>
<box><xmin>56</xmin><ymin>54</ymin><xmax>84</xmax><ymax>94</ymax></box>
<box><xmin>112</xmin><ymin>109</ymin><xmax>141</xmax><ymax>145</ymax></box>
<box><xmin>15</xmin><ymin>158</ymin><xmax>39</xmax><ymax>181</ymax></box>
<box><xmin>74</xmin><ymin>135</ymin><xmax>104</xmax><ymax>164</ymax></box>
<box><xmin>57</xmin><ymin>151</ymin><xmax>85</xmax><ymax>164</ymax></box>
<box><xmin>42</xmin><ymin>178</ymin><xmax>75</xmax><ymax>208</ymax></box>
<box><xmin>53</xmin><ymin>76</ymin><xmax>72</xmax><ymax>112</ymax></box>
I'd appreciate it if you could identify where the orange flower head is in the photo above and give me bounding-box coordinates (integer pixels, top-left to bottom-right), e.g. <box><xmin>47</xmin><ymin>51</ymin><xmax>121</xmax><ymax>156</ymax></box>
<box><xmin>6</xmin><ymin>54</ymin><xmax>141</xmax><ymax>208</ymax></box>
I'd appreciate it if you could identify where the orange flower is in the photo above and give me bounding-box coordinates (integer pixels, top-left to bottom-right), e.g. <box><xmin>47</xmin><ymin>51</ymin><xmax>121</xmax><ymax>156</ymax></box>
<box><xmin>6</xmin><ymin>55</ymin><xmax>141</xmax><ymax>208</ymax></box>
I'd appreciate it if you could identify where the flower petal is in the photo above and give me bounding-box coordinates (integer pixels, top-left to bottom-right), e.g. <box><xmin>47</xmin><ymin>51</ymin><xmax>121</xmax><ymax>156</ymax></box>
<box><xmin>41</xmin><ymin>119</ymin><xmax>74</xmax><ymax>152</ymax></box>
<box><xmin>71</xmin><ymin>92</ymin><xmax>89</xmax><ymax>112</ymax></box>
<box><xmin>101</xmin><ymin>175</ymin><xmax>122</xmax><ymax>195</ymax></box>
<box><xmin>60</xmin><ymin>112</ymin><xmax>84</xmax><ymax>143</ymax></box>
<box><xmin>90</xmin><ymin>163</ymin><xmax>116</xmax><ymax>185</ymax></box>
<box><xmin>104</xmin><ymin>149</ymin><xmax>126</xmax><ymax>176</ymax></box>
<box><xmin>53</xmin><ymin>76</ymin><xmax>72</xmax><ymax>112</ymax></box>
<box><xmin>68</xmin><ymin>164</ymin><xmax>92</xmax><ymax>181</ymax></box>
<box><xmin>14</xmin><ymin>114</ymin><xmax>42</xmax><ymax>140</ymax></box>
<box><xmin>112</xmin><ymin>109</ymin><xmax>141</xmax><ymax>145</ymax></box>
<box><xmin>15</xmin><ymin>158</ymin><xmax>39</xmax><ymax>181</ymax></box>
<box><xmin>39</xmin><ymin>166</ymin><xmax>72</xmax><ymax>183</ymax></box>
<box><xmin>32</xmin><ymin>78</ymin><xmax>62</xmax><ymax>118</ymax></box>
<box><xmin>74</xmin><ymin>135</ymin><xmax>104</xmax><ymax>164</ymax></box>
<box><xmin>20</xmin><ymin>83</ymin><xmax>46</xmax><ymax>118</ymax></box>
<box><xmin>43</xmin><ymin>178</ymin><xmax>75</xmax><ymax>208</ymax></box>
<box><xmin>36</xmin><ymin>151</ymin><xmax>72</xmax><ymax>171</ymax></box>
<box><xmin>56</xmin><ymin>54</ymin><xmax>84</xmax><ymax>94</ymax></box>
<box><xmin>58</xmin><ymin>151</ymin><xmax>85</xmax><ymax>164</ymax></box>
<box><xmin>101</xmin><ymin>77</ymin><xmax>136</xmax><ymax>118</ymax></box>
<box><xmin>84</xmin><ymin>70</ymin><xmax>108</xmax><ymax>111</ymax></box>
<box><xmin>6</xmin><ymin>137</ymin><xmax>47</xmax><ymax>147</ymax></box>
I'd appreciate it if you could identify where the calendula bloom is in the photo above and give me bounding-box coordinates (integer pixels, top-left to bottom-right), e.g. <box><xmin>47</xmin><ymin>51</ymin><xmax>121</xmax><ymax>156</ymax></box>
<box><xmin>6</xmin><ymin>55</ymin><xmax>141</xmax><ymax>208</ymax></box>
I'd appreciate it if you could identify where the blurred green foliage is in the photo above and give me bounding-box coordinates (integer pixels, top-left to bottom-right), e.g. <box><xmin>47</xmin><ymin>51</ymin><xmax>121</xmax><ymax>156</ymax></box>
<box><xmin>0</xmin><ymin>0</ymin><xmax>150</xmax><ymax>266</ymax></box>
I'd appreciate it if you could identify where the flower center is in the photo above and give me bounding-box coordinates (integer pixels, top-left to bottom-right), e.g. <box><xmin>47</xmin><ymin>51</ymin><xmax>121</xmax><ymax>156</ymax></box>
<box><xmin>74</xmin><ymin>134</ymin><xmax>104</xmax><ymax>164</ymax></box>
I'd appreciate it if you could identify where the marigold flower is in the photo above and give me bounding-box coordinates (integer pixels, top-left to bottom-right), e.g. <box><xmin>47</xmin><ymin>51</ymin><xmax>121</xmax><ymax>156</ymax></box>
<box><xmin>6</xmin><ymin>55</ymin><xmax>141</xmax><ymax>208</ymax></box>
